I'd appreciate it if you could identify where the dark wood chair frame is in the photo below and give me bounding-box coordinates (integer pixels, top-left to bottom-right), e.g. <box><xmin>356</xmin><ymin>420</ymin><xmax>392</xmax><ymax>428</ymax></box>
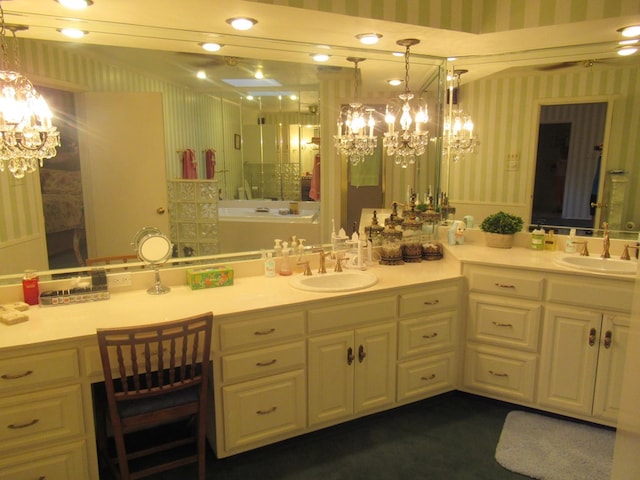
<box><xmin>96</xmin><ymin>312</ymin><xmax>213</xmax><ymax>480</ymax></box>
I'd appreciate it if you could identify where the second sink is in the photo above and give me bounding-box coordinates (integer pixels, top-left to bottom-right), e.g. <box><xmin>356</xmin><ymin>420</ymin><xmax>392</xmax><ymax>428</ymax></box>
<box><xmin>289</xmin><ymin>271</ymin><xmax>378</xmax><ymax>292</ymax></box>
<box><xmin>554</xmin><ymin>255</ymin><xmax>637</xmax><ymax>275</ymax></box>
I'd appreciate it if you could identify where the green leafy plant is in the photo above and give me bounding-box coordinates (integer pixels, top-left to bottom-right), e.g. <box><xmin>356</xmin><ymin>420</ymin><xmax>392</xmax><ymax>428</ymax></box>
<box><xmin>480</xmin><ymin>211</ymin><xmax>524</xmax><ymax>235</ymax></box>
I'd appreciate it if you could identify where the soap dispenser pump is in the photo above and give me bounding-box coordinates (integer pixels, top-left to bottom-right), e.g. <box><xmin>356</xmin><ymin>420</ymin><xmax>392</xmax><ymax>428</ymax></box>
<box><xmin>279</xmin><ymin>242</ymin><xmax>292</xmax><ymax>276</ymax></box>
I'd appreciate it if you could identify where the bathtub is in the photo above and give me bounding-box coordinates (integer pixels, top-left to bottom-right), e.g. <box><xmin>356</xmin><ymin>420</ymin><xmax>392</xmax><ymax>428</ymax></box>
<box><xmin>218</xmin><ymin>200</ymin><xmax>321</xmax><ymax>253</ymax></box>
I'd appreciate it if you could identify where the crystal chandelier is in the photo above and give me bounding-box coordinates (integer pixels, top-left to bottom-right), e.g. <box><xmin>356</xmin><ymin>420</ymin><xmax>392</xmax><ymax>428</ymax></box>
<box><xmin>0</xmin><ymin>6</ymin><xmax>60</xmax><ymax>179</ymax></box>
<box><xmin>333</xmin><ymin>57</ymin><xmax>377</xmax><ymax>165</ymax></box>
<box><xmin>443</xmin><ymin>68</ymin><xmax>479</xmax><ymax>162</ymax></box>
<box><xmin>383</xmin><ymin>39</ymin><xmax>429</xmax><ymax>168</ymax></box>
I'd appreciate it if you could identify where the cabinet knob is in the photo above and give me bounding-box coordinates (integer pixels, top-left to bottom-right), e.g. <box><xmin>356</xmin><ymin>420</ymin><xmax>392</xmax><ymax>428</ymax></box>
<box><xmin>347</xmin><ymin>347</ymin><xmax>355</xmax><ymax>365</ymax></box>
<box><xmin>588</xmin><ymin>328</ymin><xmax>597</xmax><ymax>347</ymax></box>
<box><xmin>358</xmin><ymin>345</ymin><xmax>367</xmax><ymax>363</ymax></box>
<box><xmin>604</xmin><ymin>330</ymin><xmax>612</xmax><ymax>349</ymax></box>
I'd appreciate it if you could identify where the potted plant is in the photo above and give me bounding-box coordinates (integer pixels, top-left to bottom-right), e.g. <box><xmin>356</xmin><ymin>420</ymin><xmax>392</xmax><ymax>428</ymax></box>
<box><xmin>479</xmin><ymin>211</ymin><xmax>524</xmax><ymax>248</ymax></box>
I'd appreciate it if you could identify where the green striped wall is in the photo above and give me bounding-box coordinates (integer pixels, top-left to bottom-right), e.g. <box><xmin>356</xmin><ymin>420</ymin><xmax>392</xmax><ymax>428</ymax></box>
<box><xmin>450</xmin><ymin>63</ymin><xmax>640</xmax><ymax>223</ymax></box>
<box><xmin>247</xmin><ymin>0</ymin><xmax>640</xmax><ymax>33</ymax></box>
<box><xmin>1</xmin><ymin>39</ymin><xmax>235</xmax><ymax>244</ymax></box>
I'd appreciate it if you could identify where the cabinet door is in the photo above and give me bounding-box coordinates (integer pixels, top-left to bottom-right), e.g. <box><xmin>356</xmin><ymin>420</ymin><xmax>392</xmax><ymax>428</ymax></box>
<box><xmin>308</xmin><ymin>331</ymin><xmax>354</xmax><ymax>426</ymax></box>
<box><xmin>593</xmin><ymin>314</ymin><xmax>630</xmax><ymax>421</ymax></box>
<box><xmin>538</xmin><ymin>306</ymin><xmax>601</xmax><ymax>415</ymax></box>
<box><xmin>354</xmin><ymin>322</ymin><xmax>397</xmax><ymax>414</ymax></box>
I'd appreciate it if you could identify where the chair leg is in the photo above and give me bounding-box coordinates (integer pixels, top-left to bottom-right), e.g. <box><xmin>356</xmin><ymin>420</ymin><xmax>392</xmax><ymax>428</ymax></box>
<box><xmin>198</xmin><ymin>413</ymin><xmax>207</xmax><ymax>480</ymax></box>
<box><xmin>111</xmin><ymin>421</ymin><xmax>131</xmax><ymax>480</ymax></box>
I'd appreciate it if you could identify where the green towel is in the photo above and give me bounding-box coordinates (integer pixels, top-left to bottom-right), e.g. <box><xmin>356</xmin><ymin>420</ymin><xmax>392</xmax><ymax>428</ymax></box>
<box><xmin>350</xmin><ymin>147</ymin><xmax>381</xmax><ymax>187</ymax></box>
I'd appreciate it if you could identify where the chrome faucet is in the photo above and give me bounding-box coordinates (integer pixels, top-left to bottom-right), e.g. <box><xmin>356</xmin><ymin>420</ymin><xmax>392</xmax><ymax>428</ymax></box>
<box><xmin>601</xmin><ymin>222</ymin><xmax>610</xmax><ymax>259</ymax></box>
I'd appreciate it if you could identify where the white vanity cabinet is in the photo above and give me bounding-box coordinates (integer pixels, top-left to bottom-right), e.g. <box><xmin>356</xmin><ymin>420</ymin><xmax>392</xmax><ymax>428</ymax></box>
<box><xmin>462</xmin><ymin>265</ymin><xmax>544</xmax><ymax>403</ymax></box>
<box><xmin>396</xmin><ymin>282</ymin><xmax>460</xmax><ymax>402</ymax></box>
<box><xmin>211</xmin><ymin>308</ymin><xmax>307</xmax><ymax>457</ymax></box>
<box><xmin>0</xmin><ymin>346</ymin><xmax>90</xmax><ymax>479</ymax></box>
<box><xmin>538</xmin><ymin>275</ymin><xmax>632</xmax><ymax>422</ymax></box>
<box><xmin>307</xmin><ymin>296</ymin><xmax>397</xmax><ymax>427</ymax></box>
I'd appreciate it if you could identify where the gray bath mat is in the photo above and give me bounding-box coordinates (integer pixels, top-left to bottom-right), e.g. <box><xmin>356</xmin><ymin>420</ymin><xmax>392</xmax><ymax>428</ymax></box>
<box><xmin>495</xmin><ymin>410</ymin><xmax>615</xmax><ymax>480</ymax></box>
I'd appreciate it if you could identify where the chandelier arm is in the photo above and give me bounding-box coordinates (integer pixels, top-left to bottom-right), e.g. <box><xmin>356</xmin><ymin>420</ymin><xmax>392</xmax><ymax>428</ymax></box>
<box><xmin>0</xmin><ymin>5</ymin><xmax>8</xmax><ymax>71</ymax></box>
<box><xmin>10</xmin><ymin>28</ymin><xmax>19</xmax><ymax>72</ymax></box>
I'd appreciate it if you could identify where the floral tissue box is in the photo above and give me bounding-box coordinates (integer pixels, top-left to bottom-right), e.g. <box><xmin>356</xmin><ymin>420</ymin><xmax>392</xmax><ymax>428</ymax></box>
<box><xmin>187</xmin><ymin>266</ymin><xmax>234</xmax><ymax>290</ymax></box>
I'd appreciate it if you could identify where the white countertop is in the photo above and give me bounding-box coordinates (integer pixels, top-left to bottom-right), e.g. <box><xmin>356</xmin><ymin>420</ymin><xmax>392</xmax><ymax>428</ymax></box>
<box><xmin>1</xmin><ymin>237</ymin><xmax>637</xmax><ymax>352</ymax></box>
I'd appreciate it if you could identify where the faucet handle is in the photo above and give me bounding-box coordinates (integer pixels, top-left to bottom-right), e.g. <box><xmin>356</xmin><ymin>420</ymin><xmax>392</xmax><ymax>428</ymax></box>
<box><xmin>297</xmin><ymin>261</ymin><xmax>312</xmax><ymax>276</ymax></box>
<box><xmin>574</xmin><ymin>240</ymin><xmax>589</xmax><ymax>256</ymax></box>
<box><xmin>621</xmin><ymin>244</ymin><xmax>639</xmax><ymax>260</ymax></box>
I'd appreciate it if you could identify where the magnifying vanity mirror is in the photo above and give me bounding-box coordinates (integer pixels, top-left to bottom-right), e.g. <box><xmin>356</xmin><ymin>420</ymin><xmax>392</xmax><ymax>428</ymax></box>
<box><xmin>133</xmin><ymin>228</ymin><xmax>173</xmax><ymax>295</ymax></box>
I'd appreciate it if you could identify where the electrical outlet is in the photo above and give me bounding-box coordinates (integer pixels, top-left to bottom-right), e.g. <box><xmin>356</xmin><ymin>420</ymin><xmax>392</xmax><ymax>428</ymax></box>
<box><xmin>506</xmin><ymin>153</ymin><xmax>520</xmax><ymax>172</ymax></box>
<box><xmin>108</xmin><ymin>273</ymin><xmax>132</xmax><ymax>287</ymax></box>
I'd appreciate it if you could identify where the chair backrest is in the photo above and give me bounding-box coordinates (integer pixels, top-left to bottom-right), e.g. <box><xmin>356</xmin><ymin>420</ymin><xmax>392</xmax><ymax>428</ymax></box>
<box><xmin>86</xmin><ymin>254</ymin><xmax>141</xmax><ymax>270</ymax></box>
<box><xmin>97</xmin><ymin>313</ymin><xmax>213</xmax><ymax>403</ymax></box>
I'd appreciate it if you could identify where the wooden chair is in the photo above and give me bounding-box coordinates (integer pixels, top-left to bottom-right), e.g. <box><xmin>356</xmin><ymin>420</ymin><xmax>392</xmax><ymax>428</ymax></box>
<box><xmin>96</xmin><ymin>312</ymin><xmax>213</xmax><ymax>480</ymax></box>
<box><xmin>86</xmin><ymin>254</ymin><xmax>141</xmax><ymax>269</ymax></box>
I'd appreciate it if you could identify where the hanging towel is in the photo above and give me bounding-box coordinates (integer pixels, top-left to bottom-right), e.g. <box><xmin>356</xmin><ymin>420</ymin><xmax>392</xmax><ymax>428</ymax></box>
<box><xmin>205</xmin><ymin>149</ymin><xmax>216</xmax><ymax>179</ymax></box>
<box><xmin>350</xmin><ymin>148</ymin><xmax>381</xmax><ymax>187</ymax></box>
<box><xmin>182</xmin><ymin>148</ymin><xmax>198</xmax><ymax>179</ymax></box>
<box><xmin>309</xmin><ymin>154</ymin><xmax>321</xmax><ymax>200</ymax></box>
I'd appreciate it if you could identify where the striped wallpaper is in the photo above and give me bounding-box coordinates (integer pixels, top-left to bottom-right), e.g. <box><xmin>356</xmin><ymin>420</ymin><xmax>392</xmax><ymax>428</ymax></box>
<box><xmin>449</xmin><ymin>63</ymin><xmax>640</xmax><ymax>225</ymax></box>
<box><xmin>248</xmin><ymin>0</ymin><xmax>639</xmax><ymax>33</ymax></box>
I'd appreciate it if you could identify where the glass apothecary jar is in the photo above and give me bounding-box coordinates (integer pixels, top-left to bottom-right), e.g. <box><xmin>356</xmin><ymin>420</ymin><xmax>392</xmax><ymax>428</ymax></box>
<box><xmin>380</xmin><ymin>224</ymin><xmax>404</xmax><ymax>265</ymax></box>
<box><xmin>402</xmin><ymin>214</ymin><xmax>423</xmax><ymax>262</ymax></box>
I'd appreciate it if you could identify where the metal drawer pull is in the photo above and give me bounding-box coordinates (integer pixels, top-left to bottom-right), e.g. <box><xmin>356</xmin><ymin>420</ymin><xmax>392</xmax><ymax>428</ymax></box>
<box><xmin>589</xmin><ymin>328</ymin><xmax>597</xmax><ymax>346</ymax></box>
<box><xmin>1</xmin><ymin>370</ymin><xmax>33</xmax><ymax>380</ymax></box>
<box><xmin>254</xmin><ymin>328</ymin><xmax>275</xmax><ymax>336</ymax></box>
<box><xmin>604</xmin><ymin>330</ymin><xmax>612</xmax><ymax>349</ymax></box>
<box><xmin>494</xmin><ymin>283</ymin><xmax>516</xmax><ymax>289</ymax></box>
<box><xmin>358</xmin><ymin>345</ymin><xmax>367</xmax><ymax>363</ymax></box>
<box><xmin>423</xmin><ymin>299</ymin><xmax>439</xmax><ymax>305</ymax></box>
<box><xmin>422</xmin><ymin>332</ymin><xmax>438</xmax><ymax>339</ymax></box>
<box><xmin>347</xmin><ymin>347</ymin><xmax>355</xmax><ymax>365</ymax></box>
<box><xmin>492</xmin><ymin>321</ymin><xmax>513</xmax><ymax>327</ymax></box>
<box><xmin>421</xmin><ymin>374</ymin><xmax>436</xmax><ymax>381</ymax></box>
<box><xmin>256</xmin><ymin>406</ymin><xmax>277</xmax><ymax>415</ymax></box>
<box><xmin>256</xmin><ymin>359</ymin><xmax>277</xmax><ymax>367</ymax></box>
<box><xmin>489</xmin><ymin>370</ymin><xmax>508</xmax><ymax>377</ymax></box>
<box><xmin>8</xmin><ymin>418</ymin><xmax>39</xmax><ymax>429</ymax></box>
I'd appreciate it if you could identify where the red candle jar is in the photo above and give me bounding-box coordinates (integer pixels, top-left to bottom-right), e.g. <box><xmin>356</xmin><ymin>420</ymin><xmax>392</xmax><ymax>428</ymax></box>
<box><xmin>22</xmin><ymin>270</ymin><xmax>40</xmax><ymax>306</ymax></box>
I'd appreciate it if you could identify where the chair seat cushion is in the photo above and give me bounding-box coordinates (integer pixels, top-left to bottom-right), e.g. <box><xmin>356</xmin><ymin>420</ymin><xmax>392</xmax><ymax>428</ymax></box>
<box><xmin>119</xmin><ymin>387</ymin><xmax>199</xmax><ymax>418</ymax></box>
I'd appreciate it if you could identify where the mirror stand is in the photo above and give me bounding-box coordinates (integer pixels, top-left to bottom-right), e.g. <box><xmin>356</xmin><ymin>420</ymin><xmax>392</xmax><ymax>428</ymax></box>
<box><xmin>148</xmin><ymin>264</ymin><xmax>170</xmax><ymax>295</ymax></box>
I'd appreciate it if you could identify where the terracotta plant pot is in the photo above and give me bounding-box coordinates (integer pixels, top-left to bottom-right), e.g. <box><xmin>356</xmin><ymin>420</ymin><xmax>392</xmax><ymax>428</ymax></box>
<box><xmin>484</xmin><ymin>232</ymin><xmax>514</xmax><ymax>249</ymax></box>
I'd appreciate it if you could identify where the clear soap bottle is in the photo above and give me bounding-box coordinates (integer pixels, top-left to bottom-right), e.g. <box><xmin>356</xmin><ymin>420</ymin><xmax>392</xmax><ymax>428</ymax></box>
<box><xmin>264</xmin><ymin>252</ymin><xmax>276</xmax><ymax>277</ymax></box>
<box><xmin>279</xmin><ymin>242</ymin><xmax>292</xmax><ymax>276</ymax></box>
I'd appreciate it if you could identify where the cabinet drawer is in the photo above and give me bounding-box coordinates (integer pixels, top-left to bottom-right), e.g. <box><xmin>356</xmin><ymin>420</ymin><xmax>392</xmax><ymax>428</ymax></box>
<box><xmin>0</xmin><ymin>440</ymin><xmax>88</xmax><ymax>480</ymax></box>
<box><xmin>223</xmin><ymin>369</ymin><xmax>305</xmax><ymax>451</ymax></box>
<box><xmin>0</xmin><ymin>350</ymin><xmax>79</xmax><ymax>392</ymax></box>
<box><xmin>468</xmin><ymin>294</ymin><xmax>541</xmax><ymax>352</ymax></box>
<box><xmin>546</xmin><ymin>277</ymin><xmax>633</xmax><ymax>312</ymax></box>
<box><xmin>222</xmin><ymin>341</ymin><xmax>305</xmax><ymax>383</ymax></box>
<box><xmin>219</xmin><ymin>311</ymin><xmax>305</xmax><ymax>351</ymax></box>
<box><xmin>464</xmin><ymin>344</ymin><xmax>536</xmax><ymax>402</ymax></box>
<box><xmin>399</xmin><ymin>285</ymin><xmax>460</xmax><ymax>317</ymax></box>
<box><xmin>468</xmin><ymin>267</ymin><xmax>543</xmax><ymax>300</ymax></box>
<box><xmin>397</xmin><ymin>352</ymin><xmax>456</xmax><ymax>401</ymax></box>
<box><xmin>0</xmin><ymin>384</ymin><xmax>84</xmax><ymax>451</ymax></box>
<box><xmin>308</xmin><ymin>296</ymin><xmax>396</xmax><ymax>333</ymax></box>
<box><xmin>398</xmin><ymin>311</ymin><xmax>456</xmax><ymax>359</ymax></box>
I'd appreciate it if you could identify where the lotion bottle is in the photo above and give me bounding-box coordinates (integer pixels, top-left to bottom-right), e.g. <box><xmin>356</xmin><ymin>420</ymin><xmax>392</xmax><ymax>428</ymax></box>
<box><xmin>264</xmin><ymin>252</ymin><xmax>276</xmax><ymax>277</ymax></box>
<box><xmin>279</xmin><ymin>242</ymin><xmax>292</xmax><ymax>276</ymax></box>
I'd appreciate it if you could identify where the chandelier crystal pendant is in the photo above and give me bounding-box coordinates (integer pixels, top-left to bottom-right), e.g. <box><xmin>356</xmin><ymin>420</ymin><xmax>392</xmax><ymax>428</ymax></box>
<box><xmin>0</xmin><ymin>6</ymin><xmax>60</xmax><ymax>179</ymax></box>
<box><xmin>333</xmin><ymin>57</ymin><xmax>377</xmax><ymax>165</ymax></box>
<box><xmin>443</xmin><ymin>68</ymin><xmax>479</xmax><ymax>162</ymax></box>
<box><xmin>383</xmin><ymin>39</ymin><xmax>429</xmax><ymax>168</ymax></box>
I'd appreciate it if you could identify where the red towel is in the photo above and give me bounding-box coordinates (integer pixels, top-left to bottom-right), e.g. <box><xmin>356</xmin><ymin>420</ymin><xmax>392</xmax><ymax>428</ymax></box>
<box><xmin>182</xmin><ymin>149</ymin><xmax>197</xmax><ymax>179</ymax></box>
<box><xmin>205</xmin><ymin>149</ymin><xmax>216</xmax><ymax>179</ymax></box>
<box><xmin>309</xmin><ymin>154</ymin><xmax>321</xmax><ymax>201</ymax></box>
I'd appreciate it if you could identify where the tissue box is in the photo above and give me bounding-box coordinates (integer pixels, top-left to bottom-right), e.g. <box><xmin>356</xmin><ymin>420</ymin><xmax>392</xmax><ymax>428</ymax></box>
<box><xmin>187</xmin><ymin>266</ymin><xmax>234</xmax><ymax>290</ymax></box>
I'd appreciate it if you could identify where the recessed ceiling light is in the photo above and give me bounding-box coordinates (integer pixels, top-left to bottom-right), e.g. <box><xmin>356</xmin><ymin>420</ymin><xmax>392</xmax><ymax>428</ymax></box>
<box><xmin>618</xmin><ymin>25</ymin><xmax>640</xmax><ymax>37</ymax></box>
<box><xmin>447</xmin><ymin>56</ymin><xmax>457</xmax><ymax>61</ymax></box>
<box><xmin>392</xmin><ymin>51</ymin><xmax>403</xmax><ymax>57</ymax></box>
<box><xmin>618</xmin><ymin>45</ymin><xmax>638</xmax><ymax>56</ymax></box>
<box><xmin>197</xmin><ymin>71</ymin><xmax>207</xmax><ymax>79</ymax></box>
<box><xmin>57</xmin><ymin>28</ymin><xmax>87</xmax><ymax>39</ymax></box>
<box><xmin>56</xmin><ymin>0</ymin><xmax>93</xmax><ymax>9</ymax></box>
<box><xmin>387</xmin><ymin>79</ymin><xmax>402</xmax><ymax>86</ymax></box>
<box><xmin>254</xmin><ymin>69</ymin><xmax>264</xmax><ymax>79</ymax></box>
<box><xmin>226</xmin><ymin>17</ymin><xmax>257</xmax><ymax>31</ymax></box>
<box><xmin>200</xmin><ymin>42</ymin><xmax>222</xmax><ymax>52</ymax></box>
<box><xmin>619</xmin><ymin>39</ymin><xmax>639</xmax><ymax>45</ymax></box>
<box><xmin>311</xmin><ymin>53</ymin><xmax>330</xmax><ymax>62</ymax></box>
<box><xmin>356</xmin><ymin>33</ymin><xmax>382</xmax><ymax>45</ymax></box>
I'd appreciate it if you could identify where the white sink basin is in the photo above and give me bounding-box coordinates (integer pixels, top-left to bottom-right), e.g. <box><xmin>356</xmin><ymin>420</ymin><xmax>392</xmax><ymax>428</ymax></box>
<box><xmin>554</xmin><ymin>255</ymin><xmax>637</xmax><ymax>275</ymax></box>
<box><xmin>289</xmin><ymin>271</ymin><xmax>378</xmax><ymax>292</ymax></box>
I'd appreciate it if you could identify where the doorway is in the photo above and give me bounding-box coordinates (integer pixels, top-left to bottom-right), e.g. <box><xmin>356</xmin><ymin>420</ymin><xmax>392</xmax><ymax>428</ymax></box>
<box><xmin>531</xmin><ymin>102</ymin><xmax>608</xmax><ymax>231</ymax></box>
